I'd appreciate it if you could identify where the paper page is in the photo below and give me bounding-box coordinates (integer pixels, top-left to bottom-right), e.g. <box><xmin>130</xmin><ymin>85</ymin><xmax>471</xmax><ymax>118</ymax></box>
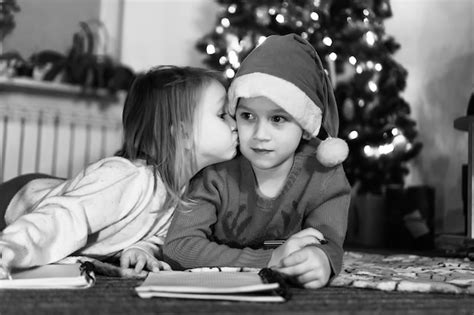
<box><xmin>0</xmin><ymin>264</ymin><xmax>94</xmax><ymax>289</ymax></box>
<box><xmin>136</xmin><ymin>291</ymin><xmax>285</xmax><ymax>303</ymax></box>
<box><xmin>136</xmin><ymin>271</ymin><xmax>279</xmax><ymax>294</ymax></box>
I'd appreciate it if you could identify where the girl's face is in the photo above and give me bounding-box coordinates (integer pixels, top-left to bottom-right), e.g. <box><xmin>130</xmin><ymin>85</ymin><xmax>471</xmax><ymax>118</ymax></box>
<box><xmin>236</xmin><ymin>96</ymin><xmax>303</xmax><ymax>172</ymax></box>
<box><xmin>193</xmin><ymin>80</ymin><xmax>238</xmax><ymax>171</ymax></box>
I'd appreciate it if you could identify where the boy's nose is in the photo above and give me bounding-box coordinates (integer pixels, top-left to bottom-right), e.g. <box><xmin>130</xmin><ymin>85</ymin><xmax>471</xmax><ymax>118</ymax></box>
<box><xmin>254</xmin><ymin>120</ymin><xmax>270</xmax><ymax>140</ymax></box>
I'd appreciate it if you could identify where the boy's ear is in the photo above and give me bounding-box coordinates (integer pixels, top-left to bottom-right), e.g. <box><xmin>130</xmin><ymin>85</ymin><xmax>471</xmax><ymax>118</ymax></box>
<box><xmin>302</xmin><ymin>131</ymin><xmax>312</xmax><ymax>140</ymax></box>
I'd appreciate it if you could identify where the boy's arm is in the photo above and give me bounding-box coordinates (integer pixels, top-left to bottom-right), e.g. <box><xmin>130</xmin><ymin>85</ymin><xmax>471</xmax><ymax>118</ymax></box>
<box><xmin>163</xmin><ymin>171</ymin><xmax>273</xmax><ymax>270</ymax></box>
<box><xmin>303</xmin><ymin>165</ymin><xmax>351</xmax><ymax>276</ymax></box>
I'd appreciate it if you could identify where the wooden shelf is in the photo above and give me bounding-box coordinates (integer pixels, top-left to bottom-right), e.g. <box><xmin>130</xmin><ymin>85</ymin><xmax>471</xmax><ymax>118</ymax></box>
<box><xmin>0</xmin><ymin>77</ymin><xmax>121</xmax><ymax>103</ymax></box>
<box><xmin>454</xmin><ymin>116</ymin><xmax>474</xmax><ymax>132</ymax></box>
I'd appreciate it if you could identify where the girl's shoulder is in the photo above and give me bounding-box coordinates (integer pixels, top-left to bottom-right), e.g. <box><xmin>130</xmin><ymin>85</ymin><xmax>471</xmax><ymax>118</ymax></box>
<box><xmin>80</xmin><ymin>156</ymin><xmax>156</xmax><ymax>181</ymax></box>
<box><xmin>86</xmin><ymin>156</ymin><xmax>150</xmax><ymax>171</ymax></box>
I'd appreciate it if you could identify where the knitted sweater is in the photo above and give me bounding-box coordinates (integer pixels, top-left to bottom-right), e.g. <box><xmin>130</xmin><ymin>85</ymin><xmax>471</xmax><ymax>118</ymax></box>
<box><xmin>163</xmin><ymin>142</ymin><xmax>351</xmax><ymax>275</ymax></box>
<box><xmin>2</xmin><ymin>157</ymin><xmax>174</xmax><ymax>268</ymax></box>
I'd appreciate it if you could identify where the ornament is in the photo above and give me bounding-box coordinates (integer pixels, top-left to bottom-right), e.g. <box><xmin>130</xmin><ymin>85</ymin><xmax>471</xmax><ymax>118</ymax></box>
<box><xmin>374</xmin><ymin>0</ymin><xmax>392</xmax><ymax>18</ymax></box>
<box><xmin>225</xmin><ymin>33</ymin><xmax>242</xmax><ymax>52</ymax></box>
<box><xmin>336</xmin><ymin>62</ymin><xmax>356</xmax><ymax>85</ymax></box>
<box><xmin>318</xmin><ymin>0</ymin><xmax>332</xmax><ymax>16</ymax></box>
<box><xmin>342</xmin><ymin>98</ymin><xmax>356</xmax><ymax>121</ymax></box>
<box><xmin>239</xmin><ymin>34</ymin><xmax>255</xmax><ymax>53</ymax></box>
<box><xmin>255</xmin><ymin>6</ymin><xmax>271</xmax><ymax>25</ymax></box>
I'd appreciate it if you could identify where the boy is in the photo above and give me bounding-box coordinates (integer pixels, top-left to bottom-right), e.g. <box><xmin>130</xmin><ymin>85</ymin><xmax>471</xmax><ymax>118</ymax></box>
<box><xmin>163</xmin><ymin>34</ymin><xmax>350</xmax><ymax>289</ymax></box>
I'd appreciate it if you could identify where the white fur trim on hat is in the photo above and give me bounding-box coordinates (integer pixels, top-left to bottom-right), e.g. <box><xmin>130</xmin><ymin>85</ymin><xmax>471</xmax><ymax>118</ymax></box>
<box><xmin>228</xmin><ymin>72</ymin><xmax>322</xmax><ymax>137</ymax></box>
<box><xmin>316</xmin><ymin>137</ymin><xmax>349</xmax><ymax>168</ymax></box>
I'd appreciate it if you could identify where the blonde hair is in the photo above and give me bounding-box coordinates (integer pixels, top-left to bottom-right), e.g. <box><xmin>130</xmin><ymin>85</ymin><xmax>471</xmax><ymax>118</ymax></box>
<box><xmin>117</xmin><ymin>65</ymin><xmax>226</xmax><ymax>209</ymax></box>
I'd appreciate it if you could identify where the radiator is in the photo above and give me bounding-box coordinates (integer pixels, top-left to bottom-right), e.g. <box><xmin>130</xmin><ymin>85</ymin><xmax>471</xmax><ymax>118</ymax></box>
<box><xmin>0</xmin><ymin>79</ymin><xmax>123</xmax><ymax>183</ymax></box>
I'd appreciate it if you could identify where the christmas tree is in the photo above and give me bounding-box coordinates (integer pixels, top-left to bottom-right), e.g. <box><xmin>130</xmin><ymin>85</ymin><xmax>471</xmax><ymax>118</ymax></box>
<box><xmin>197</xmin><ymin>0</ymin><xmax>422</xmax><ymax>194</ymax></box>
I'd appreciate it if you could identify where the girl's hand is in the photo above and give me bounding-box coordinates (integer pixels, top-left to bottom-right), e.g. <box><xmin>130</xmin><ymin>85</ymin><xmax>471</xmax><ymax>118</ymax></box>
<box><xmin>0</xmin><ymin>245</ymin><xmax>15</xmax><ymax>279</ymax></box>
<box><xmin>120</xmin><ymin>247</ymin><xmax>171</xmax><ymax>274</ymax></box>
<box><xmin>0</xmin><ymin>239</ymin><xmax>25</xmax><ymax>277</ymax></box>
<box><xmin>267</xmin><ymin>227</ymin><xmax>325</xmax><ymax>268</ymax></box>
<box><xmin>276</xmin><ymin>246</ymin><xmax>331</xmax><ymax>289</ymax></box>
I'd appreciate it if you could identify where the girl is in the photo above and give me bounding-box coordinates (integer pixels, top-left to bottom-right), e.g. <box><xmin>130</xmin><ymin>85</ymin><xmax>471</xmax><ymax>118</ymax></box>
<box><xmin>0</xmin><ymin>65</ymin><xmax>238</xmax><ymax>276</ymax></box>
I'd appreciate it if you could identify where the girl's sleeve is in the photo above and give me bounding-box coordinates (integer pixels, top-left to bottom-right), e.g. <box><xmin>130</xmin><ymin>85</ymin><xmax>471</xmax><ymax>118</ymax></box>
<box><xmin>163</xmin><ymin>170</ymin><xmax>272</xmax><ymax>270</ymax></box>
<box><xmin>0</xmin><ymin>157</ymin><xmax>155</xmax><ymax>268</ymax></box>
<box><xmin>304</xmin><ymin>165</ymin><xmax>351</xmax><ymax>276</ymax></box>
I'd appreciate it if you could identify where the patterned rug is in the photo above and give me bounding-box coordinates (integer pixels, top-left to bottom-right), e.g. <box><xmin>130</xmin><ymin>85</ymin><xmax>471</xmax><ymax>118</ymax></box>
<box><xmin>330</xmin><ymin>251</ymin><xmax>474</xmax><ymax>294</ymax></box>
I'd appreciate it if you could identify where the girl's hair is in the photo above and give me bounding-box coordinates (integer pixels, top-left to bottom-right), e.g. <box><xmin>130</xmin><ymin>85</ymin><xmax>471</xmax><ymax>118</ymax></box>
<box><xmin>116</xmin><ymin>65</ymin><xmax>226</xmax><ymax>209</ymax></box>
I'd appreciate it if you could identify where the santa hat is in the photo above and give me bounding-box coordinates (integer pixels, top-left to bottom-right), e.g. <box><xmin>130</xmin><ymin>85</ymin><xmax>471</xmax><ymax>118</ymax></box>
<box><xmin>228</xmin><ymin>33</ymin><xmax>348</xmax><ymax>167</ymax></box>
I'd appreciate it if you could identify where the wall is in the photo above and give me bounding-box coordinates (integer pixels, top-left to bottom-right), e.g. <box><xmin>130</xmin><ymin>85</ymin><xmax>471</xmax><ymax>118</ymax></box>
<box><xmin>385</xmin><ymin>0</ymin><xmax>474</xmax><ymax>232</ymax></box>
<box><xmin>120</xmin><ymin>0</ymin><xmax>219</xmax><ymax>71</ymax></box>
<box><xmin>3</xmin><ymin>0</ymin><xmax>101</xmax><ymax>58</ymax></box>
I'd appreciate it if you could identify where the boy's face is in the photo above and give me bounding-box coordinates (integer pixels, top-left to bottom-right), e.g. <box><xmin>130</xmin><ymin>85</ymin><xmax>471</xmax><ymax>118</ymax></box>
<box><xmin>236</xmin><ymin>96</ymin><xmax>303</xmax><ymax>172</ymax></box>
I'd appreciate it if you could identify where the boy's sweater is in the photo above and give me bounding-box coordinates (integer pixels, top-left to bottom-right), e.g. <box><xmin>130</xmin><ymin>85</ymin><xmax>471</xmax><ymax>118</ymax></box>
<box><xmin>163</xmin><ymin>142</ymin><xmax>351</xmax><ymax>275</ymax></box>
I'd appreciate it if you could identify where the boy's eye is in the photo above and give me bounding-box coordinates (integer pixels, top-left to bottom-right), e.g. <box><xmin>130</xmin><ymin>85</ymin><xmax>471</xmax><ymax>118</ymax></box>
<box><xmin>239</xmin><ymin>112</ymin><xmax>254</xmax><ymax>120</ymax></box>
<box><xmin>218</xmin><ymin>112</ymin><xmax>227</xmax><ymax>120</ymax></box>
<box><xmin>271</xmin><ymin>115</ymin><xmax>287</xmax><ymax>123</ymax></box>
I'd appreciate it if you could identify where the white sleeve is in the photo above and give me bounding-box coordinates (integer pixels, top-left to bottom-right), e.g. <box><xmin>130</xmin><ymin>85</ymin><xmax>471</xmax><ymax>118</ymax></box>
<box><xmin>0</xmin><ymin>157</ymin><xmax>156</xmax><ymax>268</ymax></box>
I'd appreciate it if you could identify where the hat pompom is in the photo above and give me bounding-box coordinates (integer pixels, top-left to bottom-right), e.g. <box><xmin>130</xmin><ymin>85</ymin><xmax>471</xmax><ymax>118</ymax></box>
<box><xmin>316</xmin><ymin>137</ymin><xmax>349</xmax><ymax>167</ymax></box>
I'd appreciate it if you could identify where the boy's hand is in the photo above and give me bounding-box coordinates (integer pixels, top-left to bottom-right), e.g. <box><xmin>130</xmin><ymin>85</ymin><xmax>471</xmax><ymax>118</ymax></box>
<box><xmin>276</xmin><ymin>246</ymin><xmax>331</xmax><ymax>289</ymax></box>
<box><xmin>267</xmin><ymin>227</ymin><xmax>325</xmax><ymax>268</ymax></box>
<box><xmin>120</xmin><ymin>247</ymin><xmax>171</xmax><ymax>274</ymax></box>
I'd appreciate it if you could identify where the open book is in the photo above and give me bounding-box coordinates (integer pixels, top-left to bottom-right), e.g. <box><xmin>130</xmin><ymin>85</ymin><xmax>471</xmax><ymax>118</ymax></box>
<box><xmin>135</xmin><ymin>267</ymin><xmax>290</xmax><ymax>302</ymax></box>
<box><xmin>0</xmin><ymin>263</ymin><xmax>95</xmax><ymax>289</ymax></box>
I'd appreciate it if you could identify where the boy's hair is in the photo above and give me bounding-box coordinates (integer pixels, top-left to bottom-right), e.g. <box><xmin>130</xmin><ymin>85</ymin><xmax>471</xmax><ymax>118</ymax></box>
<box><xmin>117</xmin><ymin>65</ymin><xmax>225</xmax><ymax>209</ymax></box>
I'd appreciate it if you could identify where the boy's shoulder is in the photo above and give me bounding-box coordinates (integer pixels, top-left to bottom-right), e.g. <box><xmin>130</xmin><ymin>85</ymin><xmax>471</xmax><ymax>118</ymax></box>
<box><xmin>205</xmin><ymin>154</ymin><xmax>244</xmax><ymax>172</ymax></box>
<box><xmin>298</xmin><ymin>140</ymin><xmax>348</xmax><ymax>180</ymax></box>
<box><xmin>195</xmin><ymin>155</ymin><xmax>244</xmax><ymax>182</ymax></box>
<box><xmin>298</xmin><ymin>140</ymin><xmax>328</xmax><ymax>169</ymax></box>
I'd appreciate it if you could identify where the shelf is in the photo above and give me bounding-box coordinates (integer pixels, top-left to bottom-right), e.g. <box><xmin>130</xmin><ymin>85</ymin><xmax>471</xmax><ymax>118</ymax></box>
<box><xmin>454</xmin><ymin>116</ymin><xmax>474</xmax><ymax>132</ymax></box>
<box><xmin>0</xmin><ymin>77</ymin><xmax>121</xmax><ymax>103</ymax></box>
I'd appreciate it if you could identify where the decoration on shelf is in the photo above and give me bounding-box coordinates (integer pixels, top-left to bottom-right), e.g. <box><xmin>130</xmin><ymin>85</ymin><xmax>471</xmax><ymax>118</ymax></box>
<box><xmin>0</xmin><ymin>19</ymin><xmax>135</xmax><ymax>94</ymax></box>
<box><xmin>196</xmin><ymin>0</ymin><xmax>422</xmax><ymax>195</ymax></box>
<box><xmin>453</xmin><ymin>90</ymin><xmax>474</xmax><ymax>246</ymax></box>
<box><xmin>0</xmin><ymin>0</ymin><xmax>20</xmax><ymax>49</ymax></box>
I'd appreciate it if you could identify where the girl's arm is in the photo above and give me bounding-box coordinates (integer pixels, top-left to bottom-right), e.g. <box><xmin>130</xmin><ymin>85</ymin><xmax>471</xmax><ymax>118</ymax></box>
<box><xmin>0</xmin><ymin>157</ymin><xmax>156</xmax><ymax>268</ymax></box>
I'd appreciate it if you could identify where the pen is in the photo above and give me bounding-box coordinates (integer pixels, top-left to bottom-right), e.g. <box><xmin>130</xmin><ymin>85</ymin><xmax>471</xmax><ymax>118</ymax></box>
<box><xmin>263</xmin><ymin>237</ymin><xmax>328</xmax><ymax>249</ymax></box>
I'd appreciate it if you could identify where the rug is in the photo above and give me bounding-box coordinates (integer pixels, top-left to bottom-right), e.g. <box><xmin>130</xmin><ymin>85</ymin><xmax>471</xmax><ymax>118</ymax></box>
<box><xmin>330</xmin><ymin>251</ymin><xmax>474</xmax><ymax>294</ymax></box>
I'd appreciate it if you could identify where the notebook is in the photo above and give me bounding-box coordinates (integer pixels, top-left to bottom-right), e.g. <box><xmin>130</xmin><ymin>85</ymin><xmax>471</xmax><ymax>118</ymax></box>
<box><xmin>0</xmin><ymin>262</ymin><xmax>95</xmax><ymax>289</ymax></box>
<box><xmin>135</xmin><ymin>267</ymin><xmax>290</xmax><ymax>302</ymax></box>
